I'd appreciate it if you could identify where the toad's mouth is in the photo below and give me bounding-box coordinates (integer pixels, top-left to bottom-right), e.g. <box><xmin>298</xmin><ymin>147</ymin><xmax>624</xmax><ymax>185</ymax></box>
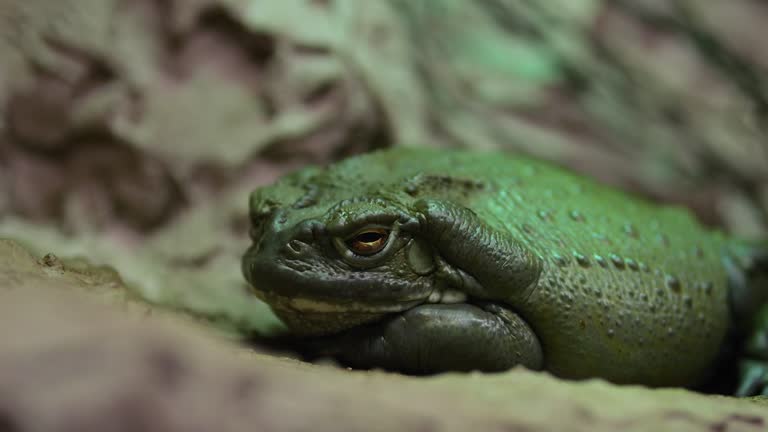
<box><xmin>255</xmin><ymin>285</ymin><xmax>472</xmax><ymax>315</ymax></box>
<box><xmin>252</xmin><ymin>287</ymin><xmax>480</xmax><ymax>336</ymax></box>
<box><xmin>253</xmin><ymin>289</ymin><xmax>423</xmax><ymax>314</ymax></box>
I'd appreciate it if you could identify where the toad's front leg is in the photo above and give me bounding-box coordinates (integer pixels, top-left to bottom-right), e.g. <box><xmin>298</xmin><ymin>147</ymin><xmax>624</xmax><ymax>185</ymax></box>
<box><xmin>412</xmin><ymin>199</ymin><xmax>543</xmax><ymax>305</ymax></box>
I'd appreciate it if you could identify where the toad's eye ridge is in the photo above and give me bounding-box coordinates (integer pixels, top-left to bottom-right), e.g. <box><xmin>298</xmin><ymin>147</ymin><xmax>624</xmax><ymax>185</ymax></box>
<box><xmin>346</xmin><ymin>228</ymin><xmax>390</xmax><ymax>256</ymax></box>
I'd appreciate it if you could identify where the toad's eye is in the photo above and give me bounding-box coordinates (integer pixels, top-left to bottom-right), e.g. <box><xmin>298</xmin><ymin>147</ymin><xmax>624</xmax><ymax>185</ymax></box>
<box><xmin>346</xmin><ymin>228</ymin><xmax>390</xmax><ymax>256</ymax></box>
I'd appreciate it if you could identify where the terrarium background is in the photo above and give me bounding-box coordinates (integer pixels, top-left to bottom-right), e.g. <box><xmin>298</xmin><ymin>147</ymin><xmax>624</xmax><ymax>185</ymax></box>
<box><xmin>2</xmin><ymin>2</ymin><xmax>768</xmax><ymax>431</ymax></box>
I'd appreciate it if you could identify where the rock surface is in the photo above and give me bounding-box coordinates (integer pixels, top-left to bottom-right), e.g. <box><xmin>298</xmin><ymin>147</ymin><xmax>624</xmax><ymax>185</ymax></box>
<box><xmin>1</xmin><ymin>240</ymin><xmax>767</xmax><ymax>432</ymax></box>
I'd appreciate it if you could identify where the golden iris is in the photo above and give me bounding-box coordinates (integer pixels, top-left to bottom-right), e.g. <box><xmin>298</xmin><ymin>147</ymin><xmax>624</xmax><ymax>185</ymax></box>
<box><xmin>346</xmin><ymin>228</ymin><xmax>389</xmax><ymax>255</ymax></box>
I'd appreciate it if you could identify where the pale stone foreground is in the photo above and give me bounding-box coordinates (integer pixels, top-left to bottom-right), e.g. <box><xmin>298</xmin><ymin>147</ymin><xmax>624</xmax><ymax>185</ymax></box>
<box><xmin>0</xmin><ymin>239</ymin><xmax>766</xmax><ymax>432</ymax></box>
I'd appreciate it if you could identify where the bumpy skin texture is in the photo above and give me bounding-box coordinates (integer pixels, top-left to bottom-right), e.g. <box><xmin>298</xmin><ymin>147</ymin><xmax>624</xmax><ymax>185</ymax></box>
<box><xmin>243</xmin><ymin>147</ymin><xmax>768</xmax><ymax>391</ymax></box>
